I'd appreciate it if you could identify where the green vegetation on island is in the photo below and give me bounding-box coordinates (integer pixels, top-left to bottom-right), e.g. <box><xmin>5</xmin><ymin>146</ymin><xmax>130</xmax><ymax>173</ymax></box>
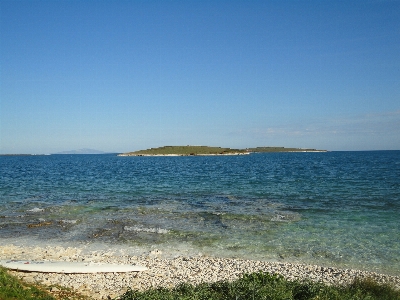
<box><xmin>118</xmin><ymin>146</ymin><xmax>249</xmax><ymax>156</ymax></box>
<box><xmin>118</xmin><ymin>145</ymin><xmax>326</xmax><ymax>156</ymax></box>
<box><xmin>248</xmin><ymin>146</ymin><xmax>327</xmax><ymax>153</ymax></box>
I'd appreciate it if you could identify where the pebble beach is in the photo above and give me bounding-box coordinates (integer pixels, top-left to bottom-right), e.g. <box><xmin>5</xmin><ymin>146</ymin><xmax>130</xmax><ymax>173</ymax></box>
<box><xmin>1</xmin><ymin>245</ymin><xmax>399</xmax><ymax>300</ymax></box>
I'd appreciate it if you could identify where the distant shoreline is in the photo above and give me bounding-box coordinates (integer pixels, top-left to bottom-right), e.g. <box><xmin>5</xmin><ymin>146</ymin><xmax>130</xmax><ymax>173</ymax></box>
<box><xmin>118</xmin><ymin>145</ymin><xmax>327</xmax><ymax>156</ymax></box>
<box><xmin>0</xmin><ymin>154</ymin><xmax>46</xmax><ymax>156</ymax></box>
<box><xmin>118</xmin><ymin>152</ymin><xmax>251</xmax><ymax>157</ymax></box>
<box><xmin>0</xmin><ymin>146</ymin><xmax>328</xmax><ymax>156</ymax></box>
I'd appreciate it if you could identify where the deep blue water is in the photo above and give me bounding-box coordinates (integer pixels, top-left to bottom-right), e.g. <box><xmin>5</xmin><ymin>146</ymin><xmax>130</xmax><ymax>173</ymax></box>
<box><xmin>1</xmin><ymin>151</ymin><xmax>399</xmax><ymax>275</ymax></box>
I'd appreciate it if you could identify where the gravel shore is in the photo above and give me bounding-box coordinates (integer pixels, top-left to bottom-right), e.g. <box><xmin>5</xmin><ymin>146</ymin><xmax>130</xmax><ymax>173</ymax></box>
<box><xmin>1</xmin><ymin>245</ymin><xmax>399</xmax><ymax>300</ymax></box>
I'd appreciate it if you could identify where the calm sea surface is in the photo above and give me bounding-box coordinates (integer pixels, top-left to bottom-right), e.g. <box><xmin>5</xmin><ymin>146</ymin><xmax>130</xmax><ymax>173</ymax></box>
<box><xmin>1</xmin><ymin>151</ymin><xmax>399</xmax><ymax>275</ymax></box>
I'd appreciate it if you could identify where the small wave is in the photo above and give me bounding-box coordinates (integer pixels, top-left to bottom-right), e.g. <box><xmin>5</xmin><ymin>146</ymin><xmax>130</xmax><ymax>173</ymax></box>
<box><xmin>1</xmin><ymin>214</ymin><xmax>25</xmax><ymax>218</ymax></box>
<box><xmin>271</xmin><ymin>214</ymin><xmax>287</xmax><ymax>222</ymax></box>
<box><xmin>27</xmin><ymin>207</ymin><xmax>44</xmax><ymax>213</ymax></box>
<box><xmin>211</xmin><ymin>212</ymin><xmax>225</xmax><ymax>216</ymax></box>
<box><xmin>59</xmin><ymin>219</ymin><xmax>78</xmax><ymax>224</ymax></box>
<box><xmin>271</xmin><ymin>212</ymin><xmax>301</xmax><ymax>222</ymax></box>
<box><xmin>124</xmin><ymin>226</ymin><xmax>169</xmax><ymax>234</ymax></box>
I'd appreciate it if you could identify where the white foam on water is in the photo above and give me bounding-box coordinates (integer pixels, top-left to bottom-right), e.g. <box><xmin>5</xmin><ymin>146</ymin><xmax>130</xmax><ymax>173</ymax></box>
<box><xmin>59</xmin><ymin>219</ymin><xmax>78</xmax><ymax>224</ymax></box>
<box><xmin>124</xmin><ymin>226</ymin><xmax>169</xmax><ymax>234</ymax></box>
<box><xmin>271</xmin><ymin>214</ymin><xmax>287</xmax><ymax>222</ymax></box>
<box><xmin>27</xmin><ymin>207</ymin><xmax>44</xmax><ymax>212</ymax></box>
<box><xmin>271</xmin><ymin>212</ymin><xmax>301</xmax><ymax>222</ymax></box>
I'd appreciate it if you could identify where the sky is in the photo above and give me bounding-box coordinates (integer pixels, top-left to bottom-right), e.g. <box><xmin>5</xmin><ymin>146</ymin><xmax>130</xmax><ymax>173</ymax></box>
<box><xmin>1</xmin><ymin>0</ymin><xmax>399</xmax><ymax>154</ymax></box>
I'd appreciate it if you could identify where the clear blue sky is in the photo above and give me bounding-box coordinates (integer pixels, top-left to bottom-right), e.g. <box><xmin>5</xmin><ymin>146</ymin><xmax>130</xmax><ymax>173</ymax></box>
<box><xmin>1</xmin><ymin>0</ymin><xmax>399</xmax><ymax>153</ymax></box>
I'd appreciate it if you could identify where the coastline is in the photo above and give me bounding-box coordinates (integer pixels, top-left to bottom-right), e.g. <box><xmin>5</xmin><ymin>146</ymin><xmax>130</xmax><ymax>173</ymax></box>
<box><xmin>118</xmin><ymin>152</ymin><xmax>250</xmax><ymax>157</ymax></box>
<box><xmin>117</xmin><ymin>145</ymin><xmax>327</xmax><ymax>156</ymax></box>
<box><xmin>1</xmin><ymin>245</ymin><xmax>399</xmax><ymax>300</ymax></box>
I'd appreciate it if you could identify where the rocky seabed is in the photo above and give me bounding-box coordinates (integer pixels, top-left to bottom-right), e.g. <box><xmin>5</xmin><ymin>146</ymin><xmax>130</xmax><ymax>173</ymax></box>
<box><xmin>1</xmin><ymin>245</ymin><xmax>399</xmax><ymax>300</ymax></box>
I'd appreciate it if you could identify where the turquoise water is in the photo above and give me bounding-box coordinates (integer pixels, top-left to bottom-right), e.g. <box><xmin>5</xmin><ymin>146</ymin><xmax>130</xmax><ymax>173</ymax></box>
<box><xmin>1</xmin><ymin>151</ymin><xmax>399</xmax><ymax>275</ymax></box>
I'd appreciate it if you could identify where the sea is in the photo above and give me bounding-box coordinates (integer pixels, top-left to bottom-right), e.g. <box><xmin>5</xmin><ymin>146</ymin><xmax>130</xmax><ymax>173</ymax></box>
<box><xmin>0</xmin><ymin>151</ymin><xmax>399</xmax><ymax>276</ymax></box>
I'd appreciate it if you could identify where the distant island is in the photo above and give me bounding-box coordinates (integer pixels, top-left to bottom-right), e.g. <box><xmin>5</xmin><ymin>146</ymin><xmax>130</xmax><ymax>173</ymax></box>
<box><xmin>0</xmin><ymin>154</ymin><xmax>42</xmax><ymax>156</ymax></box>
<box><xmin>118</xmin><ymin>146</ymin><xmax>248</xmax><ymax>156</ymax></box>
<box><xmin>247</xmin><ymin>147</ymin><xmax>327</xmax><ymax>153</ymax></box>
<box><xmin>52</xmin><ymin>148</ymin><xmax>108</xmax><ymax>155</ymax></box>
<box><xmin>118</xmin><ymin>146</ymin><xmax>326</xmax><ymax>156</ymax></box>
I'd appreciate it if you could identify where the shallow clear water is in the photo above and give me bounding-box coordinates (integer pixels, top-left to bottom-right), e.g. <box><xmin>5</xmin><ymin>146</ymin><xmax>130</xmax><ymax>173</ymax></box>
<box><xmin>1</xmin><ymin>151</ymin><xmax>399</xmax><ymax>275</ymax></box>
